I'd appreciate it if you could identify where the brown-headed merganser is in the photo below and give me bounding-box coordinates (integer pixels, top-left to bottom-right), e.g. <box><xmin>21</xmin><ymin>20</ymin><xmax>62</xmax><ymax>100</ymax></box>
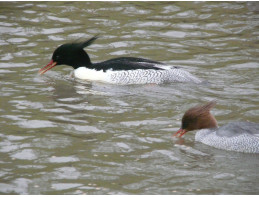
<box><xmin>173</xmin><ymin>101</ymin><xmax>259</xmax><ymax>153</ymax></box>
<box><xmin>39</xmin><ymin>36</ymin><xmax>202</xmax><ymax>85</ymax></box>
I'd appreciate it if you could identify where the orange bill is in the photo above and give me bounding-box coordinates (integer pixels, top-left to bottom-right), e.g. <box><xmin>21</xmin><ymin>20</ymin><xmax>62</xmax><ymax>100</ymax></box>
<box><xmin>38</xmin><ymin>60</ymin><xmax>57</xmax><ymax>75</ymax></box>
<box><xmin>172</xmin><ymin>128</ymin><xmax>187</xmax><ymax>138</ymax></box>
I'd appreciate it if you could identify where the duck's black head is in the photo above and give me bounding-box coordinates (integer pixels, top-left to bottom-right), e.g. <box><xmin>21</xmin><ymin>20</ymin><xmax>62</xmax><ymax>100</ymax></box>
<box><xmin>39</xmin><ymin>36</ymin><xmax>98</xmax><ymax>74</ymax></box>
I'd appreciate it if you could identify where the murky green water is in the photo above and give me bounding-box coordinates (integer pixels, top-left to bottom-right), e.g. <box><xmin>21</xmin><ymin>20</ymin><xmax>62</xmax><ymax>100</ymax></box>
<box><xmin>0</xmin><ymin>1</ymin><xmax>259</xmax><ymax>195</ymax></box>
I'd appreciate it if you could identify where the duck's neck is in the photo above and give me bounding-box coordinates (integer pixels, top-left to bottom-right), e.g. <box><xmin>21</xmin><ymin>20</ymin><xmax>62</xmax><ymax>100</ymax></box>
<box><xmin>71</xmin><ymin>51</ymin><xmax>93</xmax><ymax>69</ymax></box>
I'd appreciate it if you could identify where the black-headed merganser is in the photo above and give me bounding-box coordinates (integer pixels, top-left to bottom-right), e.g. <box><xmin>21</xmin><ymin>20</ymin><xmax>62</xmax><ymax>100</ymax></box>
<box><xmin>39</xmin><ymin>36</ymin><xmax>202</xmax><ymax>85</ymax></box>
<box><xmin>173</xmin><ymin>101</ymin><xmax>259</xmax><ymax>153</ymax></box>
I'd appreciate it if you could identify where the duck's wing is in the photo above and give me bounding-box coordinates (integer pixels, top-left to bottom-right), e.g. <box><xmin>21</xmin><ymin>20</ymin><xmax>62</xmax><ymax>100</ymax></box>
<box><xmin>216</xmin><ymin>122</ymin><xmax>259</xmax><ymax>137</ymax></box>
<box><xmin>93</xmin><ymin>57</ymin><xmax>178</xmax><ymax>71</ymax></box>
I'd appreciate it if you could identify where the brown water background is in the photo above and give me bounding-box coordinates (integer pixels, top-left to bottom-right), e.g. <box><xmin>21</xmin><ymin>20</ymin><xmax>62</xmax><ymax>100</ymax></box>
<box><xmin>0</xmin><ymin>1</ymin><xmax>259</xmax><ymax>194</ymax></box>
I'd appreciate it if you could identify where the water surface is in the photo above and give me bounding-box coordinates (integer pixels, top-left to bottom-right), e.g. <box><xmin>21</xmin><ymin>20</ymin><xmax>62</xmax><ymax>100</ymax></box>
<box><xmin>0</xmin><ymin>1</ymin><xmax>259</xmax><ymax>194</ymax></box>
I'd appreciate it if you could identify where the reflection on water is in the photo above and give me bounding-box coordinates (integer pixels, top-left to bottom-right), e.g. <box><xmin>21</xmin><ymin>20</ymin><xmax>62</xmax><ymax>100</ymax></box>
<box><xmin>0</xmin><ymin>1</ymin><xmax>259</xmax><ymax>195</ymax></box>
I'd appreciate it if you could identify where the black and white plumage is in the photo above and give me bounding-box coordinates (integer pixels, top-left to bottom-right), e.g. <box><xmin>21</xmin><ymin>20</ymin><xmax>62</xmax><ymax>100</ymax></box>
<box><xmin>39</xmin><ymin>36</ymin><xmax>202</xmax><ymax>85</ymax></box>
<box><xmin>195</xmin><ymin>122</ymin><xmax>259</xmax><ymax>153</ymax></box>
<box><xmin>74</xmin><ymin>63</ymin><xmax>201</xmax><ymax>85</ymax></box>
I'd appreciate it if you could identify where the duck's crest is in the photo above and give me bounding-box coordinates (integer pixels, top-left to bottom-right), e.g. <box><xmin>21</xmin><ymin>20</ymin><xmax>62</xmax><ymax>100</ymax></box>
<box><xmin>185</xmin><ymin>100</ymin><xmax>217</xmax><ymax>119</ymax></box>
<box><xmin>80</xmin><ymin>35</ymin><xmax>99</xmax><ymax>49</ymax></box>
<box><xmin>72</xmin><ymin>35</ymin><xmax>99</xmax><ymax>49</ymax></box>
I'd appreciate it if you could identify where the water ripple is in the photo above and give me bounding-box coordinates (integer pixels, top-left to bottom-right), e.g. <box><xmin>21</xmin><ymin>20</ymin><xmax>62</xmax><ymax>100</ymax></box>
<box><xmin>0</xmin><ymin>1</ymin><xmax>258</xmax><ymax>195</ymax></box>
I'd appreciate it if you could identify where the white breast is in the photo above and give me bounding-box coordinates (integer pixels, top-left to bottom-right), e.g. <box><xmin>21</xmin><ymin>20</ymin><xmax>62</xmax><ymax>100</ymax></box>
<box><xmin>73</xmin><ymin>67</ymin><xmax>201</xmax><ymax>85</ymax></box>
<box><xmin>74</xmin><ymin>67</ymin><xmax>110</xmax><ymax>82</ymax></box>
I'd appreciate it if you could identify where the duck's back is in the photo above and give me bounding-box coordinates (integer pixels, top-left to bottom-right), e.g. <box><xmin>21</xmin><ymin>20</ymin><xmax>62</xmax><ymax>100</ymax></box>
<box><xmin>216</xmin><ymin>122</ymin><xmax>259</xmax><ymax>137</ymax></box>
<box><xmin>195</xmin><ymin>122</ymin><xmax>259</xmax><ymax>153</ymax></box>
<box><xmin>93</xmin><ymin>57</ymin><xmax>166</xmax><ymax>71</ymax></box>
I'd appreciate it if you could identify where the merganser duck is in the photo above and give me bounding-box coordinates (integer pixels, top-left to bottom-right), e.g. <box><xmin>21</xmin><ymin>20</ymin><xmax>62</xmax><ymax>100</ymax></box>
<box><xmin>39</xmin><ymin>36</ymin><xmax>202</xmax><ymax>85</ymax></box>
<box><xmin>173</xmin><ymin>101</ymin><xmax>259</xmax><ymax>153</ymax></box>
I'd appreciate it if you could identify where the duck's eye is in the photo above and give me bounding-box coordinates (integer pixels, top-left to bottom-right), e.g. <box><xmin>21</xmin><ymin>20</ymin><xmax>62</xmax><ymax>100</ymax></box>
<box><xmin>55</xmin><ymin>55</ymin><xmax>59</xmax><ymax>60</ymax></box>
